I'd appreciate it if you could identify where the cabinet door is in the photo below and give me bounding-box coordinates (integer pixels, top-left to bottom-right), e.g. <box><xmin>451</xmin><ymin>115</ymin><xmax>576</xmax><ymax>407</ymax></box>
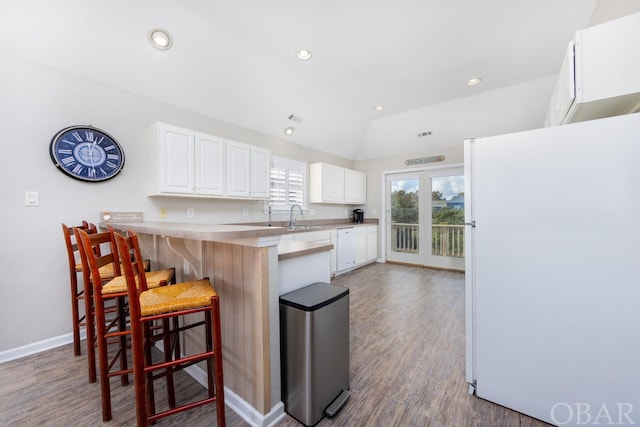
<box><xmin>158</xmin><ymin>123</ymin><xmax>195</xmax><ymax>194</ymax></box>
<box><xmin>330</xmin><ymin>229</ymin><xmax>337</xmax><ymax>275</ymax></box>
<box><xmin>195</xmin><ymin>133</ymin><xmax>224</xmax><ymax>195</ymax></box>
<box><xmin>331</xmin><ymin>164</ymin><xmax>345</xmax><ymax>202</ymax></box>
<box><xmin>311</xmin><ymin>162</ymin><xmax>365</xmax><ymax>204</ymax></box>
<box><xmin>251</xmin><ymin>146</ymin><xmax>270</xmax><ymax>198</ymax></box>
<box><xmin>345</xmin><ymin>169</ymin><xmax>366</xmax><ymax>204</ymax></box>
<box><xmin>366</xmin><ymin>226</ymin><xmax>377</xmax><ymax>261</ymax></box>
<box><xmin>226</xmin><ymin>140</ymin><xmax>251</xmax><ymax>197</ymax></box>
<box><xmin>321</xmin><ymin>163</ymin><xmax>345</xmax><ymax>202</ymax></box>
<box><xmin>355</xmin><ymin>228</ymin><xmax>367</xmax><ymax>265</ymax></box>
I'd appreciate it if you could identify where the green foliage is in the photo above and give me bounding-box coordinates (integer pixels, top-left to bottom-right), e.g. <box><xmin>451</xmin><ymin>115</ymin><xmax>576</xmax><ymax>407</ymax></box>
<box><xmin>391</xmin><ymin>190</ymin><xmax>464</xmax><ymax>225</ymax></box>
<box><xmin>391</xmin><ymin>190</ymin><xmax>419</xmax><ymax>223</ymax></box>
<box><xmin>432</xmin><ymin>207</ymin><xmax>464</xmax><ymax>225</ymax></box>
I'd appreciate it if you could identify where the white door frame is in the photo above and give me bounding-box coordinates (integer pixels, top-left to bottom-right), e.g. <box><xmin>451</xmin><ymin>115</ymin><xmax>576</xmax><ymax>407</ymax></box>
<box><xmin>381</xmin><ymin>163</ymin><xmax>464</xmax><ymax>265</ymax></box>
<box><xmin>426</xmin><ymin>166</ymin><xmax>465</xmax><ymax>270</ymax></box>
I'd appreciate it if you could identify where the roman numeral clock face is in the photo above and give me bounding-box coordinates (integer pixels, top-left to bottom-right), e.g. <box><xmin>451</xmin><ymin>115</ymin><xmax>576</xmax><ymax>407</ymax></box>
<box><xmin>50</xmin><ymin>126</ymin><xmax>125</xmax><ymax>182</ymax></box>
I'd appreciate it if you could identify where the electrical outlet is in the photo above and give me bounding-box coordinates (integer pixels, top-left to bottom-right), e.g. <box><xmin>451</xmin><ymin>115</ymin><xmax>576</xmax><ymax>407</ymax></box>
<box><xmin>310</xmin><ymin>209</ymin><xmax>316</xmax><ymax>216</ymax></box>
<box><xmin>24</xmin><ymin>191</ymin><xmax>39</xmax><ymax>206</ymax></box>
<box><xmin>372</xmin><ymin>208</ymin><xmax>377</xmax><ymax>215</ymax></box>
<box><xmin>344</xmin><ymin>208</ymin><xmax>348</xmax><ymax>216</ymax></box>
<box><xmin>242</xmin><ymin>208</ymin><xmax>249</xmax><ymax>217</ymax></box>
<box><xmin>159</xmin><ymin>208</ymin><xmax>167</xmax><ymax>218</ymax></box>
<box><xmin>186</xmin><ymin>207</ymin><xmax>194</xmax><ymax>218</ymax></box>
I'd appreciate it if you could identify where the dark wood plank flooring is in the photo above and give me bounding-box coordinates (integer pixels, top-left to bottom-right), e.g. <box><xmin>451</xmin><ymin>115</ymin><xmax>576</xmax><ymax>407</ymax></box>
<box><xmin>0</xmin><ymin>263</ymin><xmax>550</xmax><ymax>426</ymax></box>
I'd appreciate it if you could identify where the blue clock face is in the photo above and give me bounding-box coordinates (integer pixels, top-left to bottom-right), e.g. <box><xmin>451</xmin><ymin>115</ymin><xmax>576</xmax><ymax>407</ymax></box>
<box><xmin>50</xmin><ymin>126</ymin><xmax>125</xmax><ymax>182</ymax></box>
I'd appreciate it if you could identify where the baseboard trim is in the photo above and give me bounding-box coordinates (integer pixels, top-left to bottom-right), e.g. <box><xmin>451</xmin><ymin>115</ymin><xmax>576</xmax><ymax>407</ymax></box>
<box><xmin>0</xmin><ymin>330</ymin><xmax>84</xmax><ymax>364</ymax></box>
<box><xmin>184</xmin><ymin>362</ymin><xmax>286</xmax><ymax>427</ymax></box>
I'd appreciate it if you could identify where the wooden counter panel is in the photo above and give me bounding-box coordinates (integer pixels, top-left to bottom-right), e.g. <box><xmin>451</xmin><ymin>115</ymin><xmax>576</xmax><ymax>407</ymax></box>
<box><xmin>139</xmin><ymin>234</ymin><xmax>274</xmax><ymax>415</ymax></box>
<box><xmin>207</xmin><ymin>241</ymin><xmax>272</xmax><ymax>414</ymax></box>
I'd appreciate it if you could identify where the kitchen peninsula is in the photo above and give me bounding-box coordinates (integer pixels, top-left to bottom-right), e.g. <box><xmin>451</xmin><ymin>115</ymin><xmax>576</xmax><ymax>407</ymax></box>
<box><xmin>103</xmin><ymin>220</ymin><xmax>331</xmax><ymax>425</ymax></box>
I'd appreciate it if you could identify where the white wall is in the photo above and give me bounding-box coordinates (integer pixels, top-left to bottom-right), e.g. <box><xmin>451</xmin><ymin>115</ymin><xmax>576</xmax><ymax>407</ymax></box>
<box><xmin>590</xmin><ymin>0</ymin><xmax>640</xmax><ymax>25</ymax></box>
<box><xmin>0</xmin><ymin>56</ymin><xmax>354</xmax><ymax>353</ymax></box>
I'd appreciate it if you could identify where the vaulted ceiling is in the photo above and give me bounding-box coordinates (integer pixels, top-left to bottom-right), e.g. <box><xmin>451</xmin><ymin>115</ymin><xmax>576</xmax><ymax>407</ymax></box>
<box><xmin>0</xmin><ymin>0</ymin><xmax>599</xmax><ymax>159</ymax></box>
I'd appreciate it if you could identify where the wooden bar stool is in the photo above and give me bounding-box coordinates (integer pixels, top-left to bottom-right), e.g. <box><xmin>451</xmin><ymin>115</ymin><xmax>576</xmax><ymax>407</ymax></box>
<box><xmin>114</xmin><ymin>230</ymin><xmax>226</xmax><ymax>427</ymax></box>
<box><xmin>70</xmin><ymin>224</ymin><xmax>154</xmax><ymax>383</ymax></box>
<box><xmin>61</xmin><ymin>221</ymin><xmax>97</xmax><ymax>358</ymax></box>
<box><xmin>75</xmin><ymin>228</ymin><xmax>175</xmax><ymax>421</ymax></box>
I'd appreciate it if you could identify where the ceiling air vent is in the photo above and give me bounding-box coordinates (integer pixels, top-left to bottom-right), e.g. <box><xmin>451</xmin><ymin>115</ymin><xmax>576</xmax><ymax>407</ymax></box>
<box><xmin>288</xmin><ymin>114</ymin><xmax>303</xmax><ymax>123</ymax></box>
<box><xmin>417</xmin><ymin>131</ymin><xmax>432</xmax><ymax>138</ymax></box>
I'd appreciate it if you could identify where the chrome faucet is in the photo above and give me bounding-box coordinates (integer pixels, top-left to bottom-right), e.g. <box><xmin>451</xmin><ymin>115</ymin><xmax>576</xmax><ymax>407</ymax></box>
<box><xmin>289</xmin><ymin>204</ymin><xmax>303</xmax><ymax>227</ymax></box>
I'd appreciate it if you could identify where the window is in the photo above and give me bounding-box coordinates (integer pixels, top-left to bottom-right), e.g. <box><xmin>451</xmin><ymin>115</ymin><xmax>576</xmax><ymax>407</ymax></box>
<box><xmin>269</xmin><ymin>156</ymin><xmax>307</xmax><ymax>210</ymax></box>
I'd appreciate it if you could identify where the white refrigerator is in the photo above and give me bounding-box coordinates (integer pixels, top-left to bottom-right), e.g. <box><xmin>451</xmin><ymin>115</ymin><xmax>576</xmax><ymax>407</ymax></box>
<box><xmin>464</xmin><ymin>112</ymin><xmax>640</xmax><ymax>426</ymax></box>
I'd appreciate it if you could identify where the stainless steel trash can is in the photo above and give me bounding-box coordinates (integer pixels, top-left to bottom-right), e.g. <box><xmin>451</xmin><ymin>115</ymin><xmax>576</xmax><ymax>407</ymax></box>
<box><xmin>280</xmin><ymin>282</ymin><xmax>350</xmax><ymax>426</ymax></box>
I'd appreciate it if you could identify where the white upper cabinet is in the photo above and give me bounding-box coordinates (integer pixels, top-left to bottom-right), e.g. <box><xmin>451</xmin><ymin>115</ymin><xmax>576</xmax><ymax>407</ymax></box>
<box><xmin>345</xmin><ymin>168</ymin><xmax>366</xmax><ymax>204</ymax></box>
<box><xmin>155</xmin><ymin>123</ymin><xmax>197</xmax><ymax>195</ymax></box>
<box><xmin>545</xmin><ymin>13</ymin><xmax>640</xmax><ymax>126</ymax></box>
<box><xmin>195</xmin><ymin>133</ymin><xmax>224</xmax><ymax>196</ymax></box>
<box><xmin>150</xmin><ymin>122</ymin><xmax>268</xmax><ymax>199</ymax></box>
<box><xmin>251</xmin><ymin>146</ymin><xmax>271</xmax><ymax>198</ymax></box>
<box><xmin>226</xmin><ymin>140</ymin><xmax>271</xmax><ymax>199</ymax></box>
<box><xmin>226</xmin><ymin>140</ymin><xmax>251</xmax><ymax>197</ymax></box>
<box><xmin>310</xmin><ymin>162</ymin><xmax>366</xmax><ymax>204</ymax></box>
<box><xmin>153</xmin><ymin>123</ymin><xmax>223</xmax><ymax>196</ymax></box>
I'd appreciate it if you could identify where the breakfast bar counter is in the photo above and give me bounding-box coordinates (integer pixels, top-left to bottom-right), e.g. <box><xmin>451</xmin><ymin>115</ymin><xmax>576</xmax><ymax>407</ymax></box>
<box><xmin>103</xmin><ymin>220</ymin><xmax>332</xmax><ymax>426</ymax></box>
<box><xmin>104</xmin><ymin>221</ymin><xmax>290</xmax><ymax>425</ymax></box>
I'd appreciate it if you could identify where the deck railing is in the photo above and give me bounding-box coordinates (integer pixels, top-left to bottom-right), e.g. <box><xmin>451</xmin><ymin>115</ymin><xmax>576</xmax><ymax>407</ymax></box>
<box><xmin>390</xmin><ymin>223</ymin><xmax>464</xmax><ymax>257</ymax></box>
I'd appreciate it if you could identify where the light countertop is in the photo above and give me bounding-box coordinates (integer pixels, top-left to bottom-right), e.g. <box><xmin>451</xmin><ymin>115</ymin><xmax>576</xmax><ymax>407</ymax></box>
<box><xmin>102</xmin><ymin>220</ymin><xmax>285</xmax><ymax>242</ymax></box>
<box><xmin>277</xmin><ymin>240</ymin><xmax>333</xmax><ymax>261</ymax></box>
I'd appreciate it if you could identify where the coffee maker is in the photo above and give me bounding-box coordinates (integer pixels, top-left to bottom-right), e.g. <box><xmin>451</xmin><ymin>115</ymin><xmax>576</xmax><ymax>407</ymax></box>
<box><xmin>353</xmin><ymin>209</ymin><xmax>364</xmax><ymax>223</ymax></box>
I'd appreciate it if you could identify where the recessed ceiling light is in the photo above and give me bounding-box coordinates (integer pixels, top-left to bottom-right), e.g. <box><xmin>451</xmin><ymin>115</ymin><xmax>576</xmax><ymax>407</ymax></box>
<box><xmin>149</xmin><ymin>28</ymin><xmax>173</xmax><ymax>50</ymax></box>
<box><xmin>296</xmin><ymin>49</ymin><xmax>313</xmax><ymax>60</ymax></box>
<box><xmin>284</xmin><ymin>127</ymin><xmax>295</xmax><ymax>135</ymax></box>
<box><xmin>466</xmin><ymin>77</ymin><xmax>482</xmax><ymax>86</ymax></box>
<box><xmin>373</xmin><ymin>105</ymin><xmax>385</xmax><ymax>112</ymax></box>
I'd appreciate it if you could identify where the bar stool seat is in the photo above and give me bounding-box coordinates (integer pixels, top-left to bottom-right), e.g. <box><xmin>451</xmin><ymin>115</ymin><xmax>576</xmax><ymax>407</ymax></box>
<box><xmin>139</xmin><ymin>279</ymin><xmax>215</xmax><ymax>316</ymax></box>
<box><xmin>101</xmin><ymin>267</ymin><xmax>173</xmax><ymax>294</ymax></box>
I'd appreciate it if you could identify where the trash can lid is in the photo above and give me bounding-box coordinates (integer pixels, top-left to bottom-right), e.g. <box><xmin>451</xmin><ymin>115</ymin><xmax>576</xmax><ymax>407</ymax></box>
<box><xmin>280</xmin><ymin>282</ymin><xmax>349</xmax><ymax>311</ymax></box>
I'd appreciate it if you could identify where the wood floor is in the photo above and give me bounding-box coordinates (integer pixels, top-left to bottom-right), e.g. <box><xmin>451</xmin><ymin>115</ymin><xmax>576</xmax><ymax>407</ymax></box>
<box><xmin>0</xmin><ymin>263</ymin><xmax>550</xmax><ymax>426</ymax></box>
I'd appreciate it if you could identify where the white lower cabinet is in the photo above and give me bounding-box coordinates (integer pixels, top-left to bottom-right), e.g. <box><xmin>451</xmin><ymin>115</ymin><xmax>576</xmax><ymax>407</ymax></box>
<box><xmin>282</xmin><ymin>226</ymin><xmax>375</xmax><ymax>275</ymax></box>
<box><xmin>283</xmin><ymin>230</ymin><xmax>336</xmax><ymax>275</ymax></box>
<box><xmin>366</xmin><ymin>225</ymin><xmax>378</xmax><ymax>262</ymax></box>
<box><xmin>355</xmin><ymin>227</ymin><xmax>367</xmax><ymax>266</ymax></box>
<box><xmin>355</xmin><ymin>225</ymin><xmax>377</xmax><ymax>266</ymax></box>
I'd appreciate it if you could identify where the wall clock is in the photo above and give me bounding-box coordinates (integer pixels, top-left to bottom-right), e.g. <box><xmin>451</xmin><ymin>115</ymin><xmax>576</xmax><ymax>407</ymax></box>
<box><xmin>49</xmin><ymin>125</ymin><xmax>125</xmax><ymax>182</ymax></box>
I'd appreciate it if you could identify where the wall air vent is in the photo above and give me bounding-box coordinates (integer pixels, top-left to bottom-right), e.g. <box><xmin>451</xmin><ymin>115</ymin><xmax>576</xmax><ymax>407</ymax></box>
<box><xmin>405</xmin><ymin>155</ymin><xmax>445</xmax><ymax>166</ymax></box>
